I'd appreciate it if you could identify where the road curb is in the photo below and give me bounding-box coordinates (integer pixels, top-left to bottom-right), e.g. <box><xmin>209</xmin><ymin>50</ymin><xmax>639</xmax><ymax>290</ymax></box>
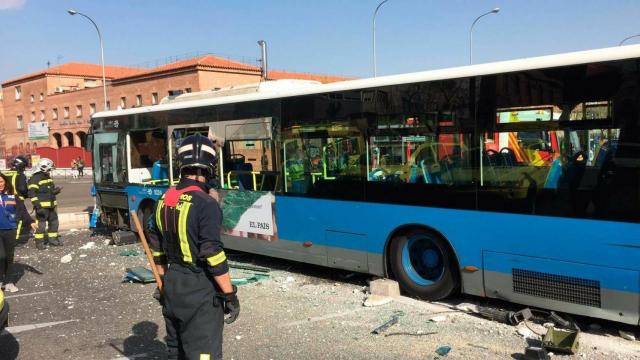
<box><xmin>57</xmin><ymin>211</ymin><xmax>90</xmax><ymax>230</ymax></box>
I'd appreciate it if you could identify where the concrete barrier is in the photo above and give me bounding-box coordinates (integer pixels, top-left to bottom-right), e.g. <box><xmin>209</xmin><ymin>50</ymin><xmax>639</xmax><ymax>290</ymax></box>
<box><xmin>58</xmin><ymin>211</ymin><xmax>90</xmax><ymax>230</ymax></box>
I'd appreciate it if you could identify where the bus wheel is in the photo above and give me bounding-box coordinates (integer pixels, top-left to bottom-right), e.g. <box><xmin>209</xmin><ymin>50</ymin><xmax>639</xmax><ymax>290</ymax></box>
<box><xmin>389</xmin><ymin>230</ymin><xmax>458</xmax><ymax>300</ymax></box>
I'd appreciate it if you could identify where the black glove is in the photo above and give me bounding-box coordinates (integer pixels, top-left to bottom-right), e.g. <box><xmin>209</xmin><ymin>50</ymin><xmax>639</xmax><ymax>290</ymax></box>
<box><xmin>54</xmin><ymin>186</ymin><xmax>62</xmax><ymax>194</ymax></box>
<box><xmin>153</xmin><ymin>287</ymin><xmax>164</xmax><ymax>306</ymax></box>
<box><xmin>35</xmin><ymin>207</ymin><xmax>46</xmax><ymax>216</ymax></box>
<box><xmin>218</xmin><ymin>285</ymin><xmax>240</xmax><ymax>324</ymax></box>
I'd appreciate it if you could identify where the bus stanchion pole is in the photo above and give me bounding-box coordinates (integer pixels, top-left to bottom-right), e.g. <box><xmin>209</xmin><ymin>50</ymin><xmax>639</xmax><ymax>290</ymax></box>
<box><xmin>131</xmin><ymin>211</ymin><xmax>163</xmax><ymax>290</ymax></box>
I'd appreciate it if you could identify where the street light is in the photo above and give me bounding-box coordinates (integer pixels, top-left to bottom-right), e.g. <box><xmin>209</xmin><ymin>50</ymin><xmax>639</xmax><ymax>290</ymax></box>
<box><xmin>469</xmin><ymin>7</ymin><xmax>500</xmax><ymax>64</ymax></box>
<box><xmin>67</xmin><ymin>9</ymin><xmax>108</xmax><ymax>111</ymax></box>
<box><xmin>619</xmin><ymin>34</ymin><xmax>640</xmax><ymax>46</ymax></box>
<box><xmin>372</xmin><ymin>0</ymin><xmax>390</xmax><ymax>77</ymax></box>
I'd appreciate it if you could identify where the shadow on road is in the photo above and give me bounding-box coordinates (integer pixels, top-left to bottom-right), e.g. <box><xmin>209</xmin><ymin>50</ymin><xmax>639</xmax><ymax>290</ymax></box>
<box><xmin>111</xmin><ymin>321</ymin><xmax>166</xmax><ymax>359</ymax></box>
<box><xmin>0</xmin><ymin>331</ymin><xmax>20</xmax><ymax>360</ymax></box>
<box><xmin>12</xmin><ymin>262</ymin><xmax>43</xmax><ymax>285</ymax></box>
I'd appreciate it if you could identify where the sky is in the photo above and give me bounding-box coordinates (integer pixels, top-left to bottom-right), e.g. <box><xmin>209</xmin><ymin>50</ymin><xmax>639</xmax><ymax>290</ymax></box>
<box><xmin>1</xmin><ymin>0</ymin><xmax>640</xmax><ymax>83</ymax></box>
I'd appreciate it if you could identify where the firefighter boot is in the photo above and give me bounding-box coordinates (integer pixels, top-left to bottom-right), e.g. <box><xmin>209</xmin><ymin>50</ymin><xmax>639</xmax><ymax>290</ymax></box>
<box><xmin>48</xmin><ymin>236</ymin><xmax>63</xmax><ymax>246</ymax></box>
<box><xmin>35</xmin><ymin>240</ymin><xmax>46</xmax><ymax>250</ymax></box>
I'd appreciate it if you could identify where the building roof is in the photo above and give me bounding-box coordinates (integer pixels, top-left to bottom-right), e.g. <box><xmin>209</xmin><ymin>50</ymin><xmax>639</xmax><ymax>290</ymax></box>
<box><xmin>114</xmin><ymin>55</ymin><xmax>261</xmax><ymax>82</ymax></box>
<box><xmin>2</xmin><ymin>54</ymin><xmax>353</xmax><ymax>88</ymax></box>
<box><xmin>2</xmin><ymin>62</ymin><xmax>145</xmax><ymax>86</ymax></box>
<box><xmin>268</xmin><ymin>70</ymin><xmax>353</xmax><ymax>84</ymax></box>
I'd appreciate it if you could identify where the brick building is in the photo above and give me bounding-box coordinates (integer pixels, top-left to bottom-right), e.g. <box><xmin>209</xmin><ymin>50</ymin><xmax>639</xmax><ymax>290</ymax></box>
<box><xmin>0</xmin><ymin>55</ymin><xmax>350</xmax><ymax>164</ymax></box>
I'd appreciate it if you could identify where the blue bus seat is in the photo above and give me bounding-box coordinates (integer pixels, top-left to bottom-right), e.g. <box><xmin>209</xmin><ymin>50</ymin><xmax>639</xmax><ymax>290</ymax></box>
<box><xmin>543</xmin><ymin>158</ymin><xmax>562</xmax><ymax>189</ymax></box>
<box><xmin>152</xmin><ymin>161</ymin><xmax>169</xmax><ymax>181</ymax></box>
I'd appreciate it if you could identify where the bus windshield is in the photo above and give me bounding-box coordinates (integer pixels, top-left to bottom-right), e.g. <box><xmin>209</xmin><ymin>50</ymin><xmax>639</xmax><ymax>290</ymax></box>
<box><xmin>92</xmin><ymin>131</ymin><xmax>126</xmax><ymax>184</ymax></box>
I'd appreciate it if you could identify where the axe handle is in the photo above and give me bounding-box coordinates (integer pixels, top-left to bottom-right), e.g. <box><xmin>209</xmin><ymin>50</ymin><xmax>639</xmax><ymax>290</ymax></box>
<box><xmin>131</xmin><ymin>211</ymin><xmax>163</xmax><ymax>290</ymax></box>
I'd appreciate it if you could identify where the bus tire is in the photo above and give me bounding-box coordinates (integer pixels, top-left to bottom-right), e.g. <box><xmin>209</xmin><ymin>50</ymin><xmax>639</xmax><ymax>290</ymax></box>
<box><xmin>389</xmin><ymin>230</ymin><xmax>458</xmax><ymax>300</ymax></box>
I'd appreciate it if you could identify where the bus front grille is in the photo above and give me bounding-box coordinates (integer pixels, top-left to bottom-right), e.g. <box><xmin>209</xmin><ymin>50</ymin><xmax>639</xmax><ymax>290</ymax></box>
<box><xmin>512</xmin><ymin>268</ymin><xmax>601</xmax><ymax>308</ymax></box>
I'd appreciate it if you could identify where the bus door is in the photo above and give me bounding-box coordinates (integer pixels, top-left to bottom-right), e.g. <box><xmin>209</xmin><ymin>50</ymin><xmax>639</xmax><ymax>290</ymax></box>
<box><xmin>214</xmin><ymin>117</ymin><xmax>279</xmax><ymax>242</ymax></box>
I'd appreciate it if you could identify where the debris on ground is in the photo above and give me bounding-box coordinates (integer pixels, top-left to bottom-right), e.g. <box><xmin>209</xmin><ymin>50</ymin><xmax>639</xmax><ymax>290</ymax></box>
<box><xmin>123</xmin><ymin>266</ymin><xmax>156</xmax><ymax>283</ymax></box>
<box><xmin>428</xmin><ymin>315</ymin><xmax>447</xmax><ymax>323</ymax></box>
<box><xmin>542</xmin><ymin>327</ymin><xmax>580</xmax><ymax>354</ymax></box>
<box><xmin>363</xmin><ymin>294</ymin><xmax>393</xmax><ymax>307</ymax></box>
<box><xmin>619</xmin><ymin>330</ymin><xmax>636</xmax><ymax>341</ymax></box>
<box><xmin>524</xmin><ymin>345</ymin><xmax>550</xmax><ymax>360</ymax></box>
<box><xmin>517</xmin><ymin>327</ymin><xmax>536</xmax><ymax>339</ymax></box>
<box><xmin>454</xmin><ymin>303</ymin><xmax>478</xmax><ymax>314</ymax></box>
<box><xmin>228</xmin><ymin>261</ymin><xmax>270</xmax><ymax>273</ymax></box>
<box><xmin>435</xmin><ymin>345</ymin><xmax>451</xmax><ymax>356</ymax></box>
<box><xmin>230</xmin><ymin>269</ymin><xmax>270</xmax><ymax>286</ymax></box>
<box><xmin>60</xmin><ymin>254</ymin><xmax>73</xmax><ymax>263</ymax></box>
<box><xmin>119</xmin><ymin>249</ymin><xmax>140</xmax><ymax>257</ymax></box>
<box><xmin>371</xmin><ymin>312</ymin><xmax>404</xmax><ymax>335</ymax></box>
<box><xmin>78</xmin><ymin>241</ymin><xmax>95</xmax><ymax>250</ymax></box>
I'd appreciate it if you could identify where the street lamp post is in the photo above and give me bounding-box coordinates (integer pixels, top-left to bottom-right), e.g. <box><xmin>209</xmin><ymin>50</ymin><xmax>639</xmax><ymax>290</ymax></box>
<box><xmin>67</xmin><ymin>9</ymin><xmax>108</xmax><ymax>111</ymax></box>
<box><xmin>373</xmin><ymin>0</ymin><xmax>390</xmax><ymax>77</ymax></box>
<box><xmin>469</xmin><ymin>7</ymin><xmax>500</xmax><ymax>64</ymax></box>
<box><xmin>619</xmin><ymin>34</ymin><xmax>640</xmax><ymax>46</ymax></box>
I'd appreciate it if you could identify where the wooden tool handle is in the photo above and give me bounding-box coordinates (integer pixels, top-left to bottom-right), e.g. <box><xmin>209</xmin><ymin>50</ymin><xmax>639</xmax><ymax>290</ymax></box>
<box><xmin>131</xmin><ymin>211</ymin><xmax>163</xmax><ymax>290</ymax></box>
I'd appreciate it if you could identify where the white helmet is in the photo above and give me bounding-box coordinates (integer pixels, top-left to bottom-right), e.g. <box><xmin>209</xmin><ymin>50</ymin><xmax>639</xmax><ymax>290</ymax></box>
<box><xmin>36</xmin><ymin>158</ymin><xmax>54</xmax><ymax>173</ymax></box>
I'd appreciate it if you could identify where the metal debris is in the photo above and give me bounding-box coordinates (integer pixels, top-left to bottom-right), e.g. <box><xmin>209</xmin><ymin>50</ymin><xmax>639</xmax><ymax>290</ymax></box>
<box><xmin>371</xmin><ymin>311</ymin><xmax>404</xmax><ymax>335</ymax></box>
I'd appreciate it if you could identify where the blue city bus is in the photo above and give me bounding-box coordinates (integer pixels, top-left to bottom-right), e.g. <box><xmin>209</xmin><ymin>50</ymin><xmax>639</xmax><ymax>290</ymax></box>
<box><xmin>89</xmin><ymin>46</ymin><xmax>640</xmax><ymax>324</ymax></box>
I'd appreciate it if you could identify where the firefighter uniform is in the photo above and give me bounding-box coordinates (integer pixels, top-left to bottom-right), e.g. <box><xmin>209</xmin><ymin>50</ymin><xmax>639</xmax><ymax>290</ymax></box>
<box><xmin>28</xmin><ymin>171</ymin><xmax>59</xmax><ymax>247</ymax></box>
<box><xmin>3</xmin><ymin>166</ymin><xmax>29</xmax><ymax>240</ymax></box>
<box><xmin>148</xmin><ymin>178</ymin><xmax>230</xmax><ymax>360</ymax></box>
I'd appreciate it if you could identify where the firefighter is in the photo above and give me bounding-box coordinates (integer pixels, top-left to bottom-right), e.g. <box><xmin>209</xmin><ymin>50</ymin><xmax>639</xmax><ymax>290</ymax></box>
<box><xmin>3</xmin><ymin>156</ymin><xmax>30</xmax><ymax>241</ymax></box>
<box><xmin>28</xmin><ymin>158</ymin><xmax>61</xmax><ymax>249</ymax></box>
<box><xmin>147</xmin><ymin>134</ymin><xmax>239</xmax><ymax>360</ymax></box>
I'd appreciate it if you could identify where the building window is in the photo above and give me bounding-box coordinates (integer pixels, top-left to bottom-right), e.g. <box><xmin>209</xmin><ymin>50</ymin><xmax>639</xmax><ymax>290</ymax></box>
<box><xmin>30</xmin><ymin>94</ymin><xmax>34</xmax><ymax>103</ymax></box>
<box><xmin>136</xmin><ymin>94</ymin><xmax>142</xmax><ymax>107</ymax></box>
<box><xmin>76</xmin><ymin>105</ymin><xmax>83</xmax><ymax>117</ymax></box>
<box><xmin>31</xmin><ymin>111</ymin><xmax>35</xmax><ymax>122</ymax></box>
<box><xmin>17</xmin><ymin>115</ymin><xmax>23</xmax><ymax>129</ymax></box>
<box><xmin>84</xmin><ymin>79</ymin><xmax>97</xmax><ymax>87</ymax></box>
<box><xmin>120</xmin><ymin>97</ymin><xmax>126</xmax><ymax>109</ymax></box>
<box><xmin>15</xmin><ymin>86</ymin><xmax>21</xmax><ymax>100</ymax></box>
<box><xmin>64</xmin><ymin>107</ymin><xmax>70</xmax><ymax>118</ymax></box>
<box><xmin>40</xmin><ymin>93</ymin><xmax>44</xmax><ymax>101</ymax></box>
<box><xmin>106</xmin><ymin>101</ymin><xmax>111</xmax><ymax>110</ymax></box>
<box><xmin>52</xmin><ymin>108</ymin><xmax>58</xmax><ymax>120</ymax></box>
<box><xmin>40</xmin><ymin>110</ymin><xmax>45</xmax><ymax>121</ymax></box>
<box><xmin>152</xmin><ymin>92</ymin><xmax>158</xmax><ymax>105</ymax></box>
<box><xmin>90</xmin><ymin>103</ymin><xmax>96</xmax><ymax>115</ymax></box>
<box><xmin>168</xmin><ymin>90</ymin><xmax>183</xmax><ymax>96</ymax></box>
<box><xmin>185</xmin><ymin>88</ymin><xmax>192</xmax><ymax>93</ymax></box>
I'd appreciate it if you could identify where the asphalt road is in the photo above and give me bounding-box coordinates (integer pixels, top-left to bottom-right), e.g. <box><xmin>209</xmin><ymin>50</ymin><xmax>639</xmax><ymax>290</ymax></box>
<box><xmin>1</xmin><ymin>230</ymin><xmax>639</xmax><ymax>359</ymax></box>
<box><xmin>23</xmin><ymin>177</ymin><xmax>94</xmax><ymax>214</ymax></box>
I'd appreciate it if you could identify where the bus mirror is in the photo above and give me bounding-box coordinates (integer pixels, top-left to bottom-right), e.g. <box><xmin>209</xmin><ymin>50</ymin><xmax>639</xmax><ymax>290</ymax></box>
<box><xmin>85</xmin><ymin>133</ymin><xmax>94</xmax><ymax>152</ymax></box>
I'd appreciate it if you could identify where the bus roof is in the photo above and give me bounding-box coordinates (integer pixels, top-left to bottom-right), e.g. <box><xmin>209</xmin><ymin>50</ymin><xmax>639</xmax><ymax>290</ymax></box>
<box><xmin>93</xmin><ymin>44</ymin><xmax>640</xmax><ymax>119</ymax></box>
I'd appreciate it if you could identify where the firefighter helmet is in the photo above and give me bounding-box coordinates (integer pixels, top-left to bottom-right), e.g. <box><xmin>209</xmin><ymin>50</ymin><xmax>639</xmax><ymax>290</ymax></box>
<box><xmin>176</xmin><ymin>134</ymin><xmax>217</xmax><ymax>177</ymax></box>
<box><xmin>11</xmin><ymin>156</ymin><xmax>28</xmax><ymax>171</ymax></box>
<box><xmin>35</xmin><ymin>158</ymin><xmax>54</xmax><ymax>173</ymax></box>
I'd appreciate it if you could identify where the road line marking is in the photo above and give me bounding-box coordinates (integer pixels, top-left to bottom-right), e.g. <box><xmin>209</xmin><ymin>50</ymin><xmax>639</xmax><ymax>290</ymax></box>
<box><xmin>111</xmin><ymin>353</ymin><xmax>149</xmax><ymax>360</ymax></box>
<box><xmin>5</xmin><ymin>290</ymin><xmax>51</xmax><ymax>299</ymax></box>
<box><xmin>279</xmin><ymin>308</ymin><xmax>366</xmax><ymax>328</ymax></box>
<box><xmin>0</xmin><ymin>319</ymin><xmax>78</xmax><ymax>335</ymax></box>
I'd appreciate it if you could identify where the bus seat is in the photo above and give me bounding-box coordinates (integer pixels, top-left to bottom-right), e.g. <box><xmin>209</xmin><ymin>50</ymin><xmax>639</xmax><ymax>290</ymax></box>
<box><xmin>543</xmin><ymin>158</ymin><xmax>562</xmax><ymax>189</ymax></box>
<box><xmin>152</xmin><ymin>160</ymin><xmax>169</xmax><ymax>182</ymax></box>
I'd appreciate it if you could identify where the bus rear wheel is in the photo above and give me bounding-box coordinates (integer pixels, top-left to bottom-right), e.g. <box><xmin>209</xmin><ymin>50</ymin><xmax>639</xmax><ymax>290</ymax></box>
<box><xmin>389</xmin><ymin>230</ymin><xmax>458</xmax><ymax>300</ymax></box>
